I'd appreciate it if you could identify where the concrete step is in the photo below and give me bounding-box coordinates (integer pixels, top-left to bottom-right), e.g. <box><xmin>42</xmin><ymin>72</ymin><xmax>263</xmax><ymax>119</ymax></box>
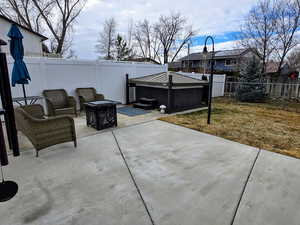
<box><xmin>139</xmin><ymin>97</ymin><xmax>157</xmax><ymax>106</ymax></box>
<box><xmin>133</xmin><ymin>102</ymin><xmax>154</xmax><ymax>110</ymax></box>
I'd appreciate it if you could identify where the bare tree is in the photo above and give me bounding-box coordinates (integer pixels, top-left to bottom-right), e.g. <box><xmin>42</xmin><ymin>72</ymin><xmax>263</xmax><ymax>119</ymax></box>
<box><xmin>151</xmin><ymin>32</ymin><xmax>162</xmax><ymax>64</ymax></box>
<box><xmin>126</xmin><ymin>19</ymin><xmax>134</xmax><ymax>49</ymax></box>
<box><xmin>134</xmin><ymin>20</ymin><xmax>152</xmax><ymax>58</ymax></box>
<box><xmin>239</xmin><ymin>0</ymin><xmax>277</xmax><ymax>74</ymax></box>
<box><xmin>287</xmin><ymin>47</ymin><xmax>300</xmax><ymax>71</ymax></box>
<box><xmin>0</xmin><ymin>0</ymin><xmax>52</xmax><ymax>33</ymax></box>
<box><xmin>1</xmin><ymin>0</ymin><xmax>86</xmax><ymax>55</ymax></box>
<box><xmin>154</xmin><ymin>12</ymin><xmax>195</xmax><ymax>64</ymax></box>
<box><xmin>132</xmin><ymin>19</ymin><xmax>161</xmax><ymax>63</ymax></box>
<box><xmin>95</xmin><ymin>17</ymin><xmax>117</xmax><ymax>60</ymax></box>
<box><xmin>273</xmin><ymin>0</ymin><xmax>300</xmax><ymax>74</ymax></box>
<box><xmin>134</xmin><ymin>19</ymin><xmax>150</xmax><ymax>58</ymax></box>
<box><xmin>33</xmin><ymin>0</ymin><xmax>86</xmax><ymax>55</ymax></box>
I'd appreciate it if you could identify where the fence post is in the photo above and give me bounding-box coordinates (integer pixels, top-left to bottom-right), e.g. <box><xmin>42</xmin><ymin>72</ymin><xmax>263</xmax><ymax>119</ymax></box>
<box><xmin>167</xmin><ymin>75</ymin><xmax>173</xmax><ymax>113</ymax></box>
<box><xmin>125</xmin><ymin>74</ymin><xmax>129</xmax><ymax>105</ymax></box>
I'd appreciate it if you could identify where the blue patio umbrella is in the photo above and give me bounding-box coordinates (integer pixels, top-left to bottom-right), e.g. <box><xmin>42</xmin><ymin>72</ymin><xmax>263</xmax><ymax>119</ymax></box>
<box><xmin>7</xmin><ymin>24</ymin><xmax>31</xmax><ymax>105</ymax></box>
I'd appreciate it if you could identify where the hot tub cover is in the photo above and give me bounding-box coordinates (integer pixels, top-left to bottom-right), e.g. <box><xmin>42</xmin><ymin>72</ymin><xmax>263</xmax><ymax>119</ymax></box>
<box><xmin>129</xmin><ymin>72</ymin><xmax>208</xmax><ymax>87</ymax></box>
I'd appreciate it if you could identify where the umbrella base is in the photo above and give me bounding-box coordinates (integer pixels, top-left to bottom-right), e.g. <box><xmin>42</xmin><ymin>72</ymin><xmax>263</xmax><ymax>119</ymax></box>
<box><xmin>0</xmin><ymin>180</ymin><xmax>18</xmax><ymax>202</ymax></box>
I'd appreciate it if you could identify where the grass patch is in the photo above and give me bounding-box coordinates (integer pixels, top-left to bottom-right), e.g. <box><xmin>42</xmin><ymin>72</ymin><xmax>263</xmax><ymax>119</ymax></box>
<box><xmin>160</xmin><ymin>97</ymin><xmax>300</xmax><ymax>159</ymax></box>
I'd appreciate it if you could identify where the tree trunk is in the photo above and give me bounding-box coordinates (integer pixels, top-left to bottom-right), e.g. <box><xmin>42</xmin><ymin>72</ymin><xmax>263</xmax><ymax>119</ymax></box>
<box><xmin>55</xmin><ymin>29</ymin><xmax>66</xmax><ymax>55</ymax></box>
<box><xmin>164</xmin><ymin>50</ymin><xmax>168</xmax><ymax>64</ymax></box>
<box><xmin>56</xmin><ymin>41</ymin><xmax>63</xmax><ymax>54</ymax></box>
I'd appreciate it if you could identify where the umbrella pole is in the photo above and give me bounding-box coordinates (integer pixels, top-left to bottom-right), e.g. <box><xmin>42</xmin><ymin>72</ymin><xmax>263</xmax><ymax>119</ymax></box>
<box><xmin>22</xmin><ymin>84</ymin><xmax>27</xmax><ymax>105</ymax></box>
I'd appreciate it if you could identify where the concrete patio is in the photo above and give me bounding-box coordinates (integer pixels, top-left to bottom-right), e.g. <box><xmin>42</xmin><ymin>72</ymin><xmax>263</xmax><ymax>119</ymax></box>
<box><xmin>15</xmin><ymin>108</ymin><xmax>164</xmax><ymax>151</ymax></box>
<box><xmin>15</xmin><ymin>107</ymin><xmax>205</xmax><ymax>151</ymax></box>
<box><xmin>1</xmin><ymin>120</ymin><xmax>300</xmax><ymax>225</ymax></box>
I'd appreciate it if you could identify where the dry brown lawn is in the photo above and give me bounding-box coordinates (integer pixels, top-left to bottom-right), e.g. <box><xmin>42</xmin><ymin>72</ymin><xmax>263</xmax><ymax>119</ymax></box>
<box><xmin>160</xmin><ymin>97</ymin><xmax>300</xmax><ymax>159</ymax></box>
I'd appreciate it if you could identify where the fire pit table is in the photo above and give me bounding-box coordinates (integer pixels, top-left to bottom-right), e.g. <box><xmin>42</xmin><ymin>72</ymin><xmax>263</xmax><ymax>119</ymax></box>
<box><xmin>84</xmin><ymin>100</ymin><xmax>119</xmax><ymax>130</ymax></box>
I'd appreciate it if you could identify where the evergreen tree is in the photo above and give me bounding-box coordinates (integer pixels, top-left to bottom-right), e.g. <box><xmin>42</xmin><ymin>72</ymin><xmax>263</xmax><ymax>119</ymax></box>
<box><xmin>115</xmin><ymin>34</ymin><xmax>132</xmax><ymax>61</ymax></box>
<box><xmin>236</xmin><ymin>57</ymin><xmax>266</xmax><ymax>102</ymax></box>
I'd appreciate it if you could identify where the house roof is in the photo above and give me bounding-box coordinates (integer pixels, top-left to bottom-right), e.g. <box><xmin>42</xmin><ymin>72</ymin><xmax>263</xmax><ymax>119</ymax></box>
<box><xmin>180</xmin><ymin>52</ymin><xmax>211</xmax><ymax>61</ymax></box>
<box><xmin>129</xmin><ymin>72</ymin><xmax>208</xmax><ymax>87</ymax></box>
<box><xmin>0</xmin><ymin>14</ymin><xmax>48</xmax><ymax>41</ymax></box>
<box><xmin>214</xmin><ymin>49</ymin><xmax>247</xmax><ymax>58</ymax></box>
<box><xmin>168</xmin><ymin>61</ymin><xmax>182</xmax><ymax>69</ymax></box>
<box><xmin>180</xmin><ymin>49</ymin><xmax>250</xmax><ymax>61</ymax></box>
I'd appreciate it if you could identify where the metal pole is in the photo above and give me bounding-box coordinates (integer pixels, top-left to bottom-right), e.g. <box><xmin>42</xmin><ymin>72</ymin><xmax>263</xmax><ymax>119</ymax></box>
<box><xmin>167</xmin><ymin>75</ymin><xmax>173</xmax><ymax>113</ymax></box>
<box><xmin>187</xmin><ymin>43</ymin><xmax>190</xmax><ymax>73</ymax></box>
<box><xmin>203</xmin><ymin>55</ymin><xmax>206</xmax><ymax>75</ymax></box>
<box><xmin>0</xmin><ymin>40</ymin><xmax>20</xmax><ymax>156</ymax></box>
<box><xmin>207</xmin><ymin>56</ymin><xmax>214</xmax><ymax>124</ymax></box>
<box><xmin>125</xmin><ymin>74</ymin><xmax>129</xmax><ymax>105</ymax></box>
<box><xmin>22</xmin><ymin>84</ymin><xmax>27</xmax><ymax>105</ymax></box>
<box><xmin>203</xmin><ymin>36</ymin><xmax>215</xmax><ymax>125</ymax></box>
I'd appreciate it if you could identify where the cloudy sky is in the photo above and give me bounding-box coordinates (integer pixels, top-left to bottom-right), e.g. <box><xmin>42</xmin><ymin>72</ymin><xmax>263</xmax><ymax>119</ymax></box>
<box><xmin>72</xmin><ymin>0</ymin><xmax>256</xmax><ymax>59</ymax></box>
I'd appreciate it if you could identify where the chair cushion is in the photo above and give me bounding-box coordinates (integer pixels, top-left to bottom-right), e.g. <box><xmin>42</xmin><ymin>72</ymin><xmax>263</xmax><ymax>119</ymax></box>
<box><xmin>21</xmin><ymin>105</ymin><xmax>45</xmax><ymax>119</ymax></box>
<box><xmin>44</xmin><ymin>90</ymin><xmax>68</xmax><ymax>108</ymax></box>
<box><xmin>55</xmin><ymin>107</ymin><xmax>75</xmax><ymax>115</ymax></box>
<box><xmin>78</xmin><ymin>88</ymin><xmax>95</xmax><ymax>102</ymax></box>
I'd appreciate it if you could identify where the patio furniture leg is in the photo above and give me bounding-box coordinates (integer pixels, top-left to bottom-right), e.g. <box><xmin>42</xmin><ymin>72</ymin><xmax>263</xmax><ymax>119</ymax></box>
<box><xmin>16</xmin><ymin>101</ymin><xmax>22</xmax><ymax>106</ymax></box>
<box><xmin>74</xmin><ymin>140</ymin><xmax>77</xmax><ymax>148</ymax></box>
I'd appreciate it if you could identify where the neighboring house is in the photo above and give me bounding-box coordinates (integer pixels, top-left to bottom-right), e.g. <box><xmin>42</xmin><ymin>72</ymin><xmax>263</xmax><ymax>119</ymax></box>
<box><xmin>168</xmin><ymin>61</ymin><xmax>182</xmax><ymax>71</ymax></box>
<box><xmin>0</xmin><ymin>15</ymin><xmax>47</xmax><ymax>57</ymax></box>
<box><xmin>265</xmin><ymin>61</ymin><xmax>288</xmax><ymax>76</ymax></box>
<box><xmin>171</xmin><ymin>49</ymin><xmax>254</xmax><ymax>75</ymax></box>
<box><xmin>265</xmin><ymin>61</ymin><xmax>299</xmax><ymax>82</ymax></box>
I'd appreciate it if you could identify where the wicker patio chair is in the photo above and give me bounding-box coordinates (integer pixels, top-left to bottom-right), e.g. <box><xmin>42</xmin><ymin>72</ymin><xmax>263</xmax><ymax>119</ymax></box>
<box><xmin>43</xmin><ymin>89</ymin><xmax>77</xmax><ymax>117</ymax></box>
<box><xmin>76</xmin><ymin>87</ymin><xmax>105</xmax><ymax>111</ymax></box>
<box><xmin>15</xmin><ymin>104</ymin><xmax>77</xmax><ymax>157</ymax></box>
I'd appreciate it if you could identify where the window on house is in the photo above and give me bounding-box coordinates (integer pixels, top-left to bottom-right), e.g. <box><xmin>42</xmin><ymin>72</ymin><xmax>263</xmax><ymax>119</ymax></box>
<box><xmin>225</xmin><ymin>59</ymin><xmax>237</xmax><ymax>66</ymax></box>
<box><xmin>225</xmin><ymin>59</ymin><xmax>231</xmax><ymax>65</ymax></box>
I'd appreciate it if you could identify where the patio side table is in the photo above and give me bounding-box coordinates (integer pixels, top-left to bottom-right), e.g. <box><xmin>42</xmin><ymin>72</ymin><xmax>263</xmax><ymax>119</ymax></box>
<box><xmin>84</xmin><ymin>100</ymin><xmax>118</xmax><ymax>130</ymax></box>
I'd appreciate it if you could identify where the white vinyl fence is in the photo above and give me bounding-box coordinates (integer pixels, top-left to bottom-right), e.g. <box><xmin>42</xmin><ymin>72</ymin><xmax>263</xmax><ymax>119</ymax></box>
<box><xmin>5</xmin><ymin>57</ymin><xmax>167</xmax><ymax>108</ymax></box>
<box><xmin>178</xmin><ymin>72</ymin><xmax>226</xmax><ymax>97</ymax></box>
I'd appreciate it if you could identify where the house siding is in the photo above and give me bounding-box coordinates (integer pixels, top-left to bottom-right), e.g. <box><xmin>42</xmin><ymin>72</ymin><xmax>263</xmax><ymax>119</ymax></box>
<box><xmin>181</xmin><ymin>58</ymin><xmax>239</xmax><ymax>73</ymax></box>
<box><xmin>0</xmin><ymin>19</ymin><xmax>44</xmax><ymax>57</ymax></box>
<box><xmin>170</xmin><ymin>49</ymin><xmax>255</xmax><ymax>74</ymax></box>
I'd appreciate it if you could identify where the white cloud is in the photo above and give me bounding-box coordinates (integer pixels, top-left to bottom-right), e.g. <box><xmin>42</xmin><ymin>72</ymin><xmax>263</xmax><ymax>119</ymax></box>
<box><xmin>73</xmin><ymin>0</ymin><xmax>256</xmax><ymax>59</ymax></box>
<box><xmin>191</xmin><ymin>40</ymin><xmax>240</xmax><ymax>52</ymax></box>
<box><xmin>84</xmin><ymin>0</ymin><xmax>102</xmax><ymax>9</ymax></box>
